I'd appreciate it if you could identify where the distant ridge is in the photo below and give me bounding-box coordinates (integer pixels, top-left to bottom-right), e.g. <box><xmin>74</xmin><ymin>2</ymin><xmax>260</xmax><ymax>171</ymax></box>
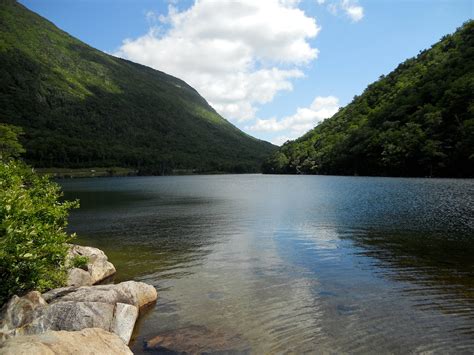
<box><xmin>0</xmin><ymin>0</ymin><xmax>276</xmax><ymax>174</ymax></box>
<box><xmin>263</xmin><ymin>21</ymin><xmax>473</xmax><ymax>177</ymax></box>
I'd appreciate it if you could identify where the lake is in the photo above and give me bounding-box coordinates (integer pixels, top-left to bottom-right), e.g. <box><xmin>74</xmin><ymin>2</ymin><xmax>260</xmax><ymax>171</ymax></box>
<box><xmin>60</xmin><ymin>175</ymin><xmax>474</xmax><ymax>354</ymax></box>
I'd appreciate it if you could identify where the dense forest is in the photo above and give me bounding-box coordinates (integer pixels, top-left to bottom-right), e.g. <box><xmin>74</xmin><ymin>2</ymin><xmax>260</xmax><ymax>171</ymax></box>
<box><xmin>263</xmin><ymin>21</ymin><xmax>473</xmax><ymax>177</ymax></box>
<box><xmin>0</xmin><ymin>1</ymin><xmax>276</xmax><ymax>174</ymax></box>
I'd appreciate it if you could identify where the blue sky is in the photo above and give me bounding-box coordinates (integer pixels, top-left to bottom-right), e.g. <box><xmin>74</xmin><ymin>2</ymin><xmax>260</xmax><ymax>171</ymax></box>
<box><xmin>20</xmin><ymin>0</ymin><xmax>473</xmax><ymax>145</ymax></box>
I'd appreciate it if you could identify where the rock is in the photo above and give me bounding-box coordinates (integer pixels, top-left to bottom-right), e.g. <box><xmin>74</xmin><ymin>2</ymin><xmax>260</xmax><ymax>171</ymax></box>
<box><xmin>0</xmin><ymin>247</ymin><xmax>154</xmax><ymax>347</ymax></box>
<box><xmin>2</xmin><ymin>285</ymin><xmax>147</xmax><ymax>345</ymax></box>
<box><xmin>0</xmin><ymin>328</ymin><xmax>132</xmax><ymax>354</ymax></box>
<box><xmin>41</xmin><ymin>287</ymin><xmax>77</xmax><ymax>304</ymax></box>
<box><xmin>110</xmin><ymin>303</ymin><xmax>138</xmax><ymax>344</ymax></box>
<box><xmin>7</xmin><ymin>300</ymin><xmax>139</xmax><ymax>345</ymax></box>
<box><xmin>47</xmin><ymin>281</ymin><xmax>157</xmax><ymax>308</ymax></box>
<box><xmin>19</xmin><ymin>301</ymin><xmax>115</xmax><ymax>336</ymax></box>
<box><xmin>0</xmin><ymin>291</ymin><xmax>48</xmax><ymax>341</ymax></box>
<box><xmin>145</xmin><ymin>325</ymin><xmax>247</xmax><ymax>354</ymax></box>
<box><xmin>66</xmin><ymin>244</ymin><xmax>116</xmax><ymax>286</ymax></box>
<box><xmin>66</xmin><ymin>268</ymin><xmax>93</xmax><ymax>287</ymax></box>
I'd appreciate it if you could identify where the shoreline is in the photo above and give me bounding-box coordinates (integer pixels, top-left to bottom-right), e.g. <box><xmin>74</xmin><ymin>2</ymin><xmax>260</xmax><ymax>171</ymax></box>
<box><xmin>36</xmin><ymin>167</ymin><xmax>474</xmax><ymax>180</ymax></box>
<box><xmin>36</xmin><ymin>167</ymin><xmax>262</xmax><ymax>179</ymax></box>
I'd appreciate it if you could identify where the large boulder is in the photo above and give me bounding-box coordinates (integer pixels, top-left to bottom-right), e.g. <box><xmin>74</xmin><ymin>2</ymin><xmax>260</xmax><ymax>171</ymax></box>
<box><xmin>0</xmin><ymin>246</ymin><xmax>156</xmax><ymax>347</ymax></box>
<box><xmin>0</xmin><ymin>328</ymin><xmax>132</xmax><ymax>354</ymax></box>
<box><xmin>110</xmin><ymin>303</ymin><xmax>139</xmax><ymax>345</ymax></box>
<box><xmin>0</xmin><ymin>291</ymin><xmax>47</xmax><ymax>333</ymax></box>
<box><xmin>43</xmin><ymin>281</ymin><xmax>158</xmax><ymax>308</ymax></box>
<box><xmin>20</xmin><ymin>301</ymin><xmax>138</xmax><ymax>344</ymax></box>
<box><xmin>1</xmin><ymin>281</ymin><xmax>155</xmax><ymax>345</ymax></box>
<box><xmin>66</xmin><ymin>245</ymin><xmax>116</xmax><ymax>286</ymax></box>
<box><xmin>2</xmin><ymin>299</ymin><xmax>139</xmax><ymax>345</ymax></box>
<box><xmin>66</xmin><ymin>268</ymin><xmax>93</xmax><ymax>287</ymax></box>
<box><xmin>19</xmin><ymin>301</ymin><xmax>116</xmax><ymax>336</ymax></box>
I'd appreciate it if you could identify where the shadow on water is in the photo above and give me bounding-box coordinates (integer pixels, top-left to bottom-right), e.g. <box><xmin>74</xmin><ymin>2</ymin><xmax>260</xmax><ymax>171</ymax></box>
<box><xmin>63</xmin><ymin>184</ymin><xmax>227</xmax><ymax>282</ymax></box>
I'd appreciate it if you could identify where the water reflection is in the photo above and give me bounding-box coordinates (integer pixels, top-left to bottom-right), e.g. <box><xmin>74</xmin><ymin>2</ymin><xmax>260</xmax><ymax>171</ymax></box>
<box><xmin>347</xmin><ymin>230</ymin><xmax>474</xmax><ymax>316</ymax></box>
<box><xmin>63</xmin><ymin>184</ymin><xmax>227</xmax><ymax>281</ymax></box>
<box><xmin>60</xmin><ymin>175</ymin><xmax>474</xmax><ymax>353</ymax></box>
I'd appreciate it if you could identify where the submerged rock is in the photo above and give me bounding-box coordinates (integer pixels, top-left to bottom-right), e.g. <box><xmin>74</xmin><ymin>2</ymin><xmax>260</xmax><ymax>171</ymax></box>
<box><xmin>66</xmin><ymin>244</ymin><xmax>116</xmax><ymax>287</ymax></box>
<box><xmin>145</xmin><ymin>325</ymin><xmax>247</xmax><ymax>354</ymax></box>
<box><xmin>0</xmin><ymin>328</ymin><xmax>132</xmax><ymax>354</ymax></box>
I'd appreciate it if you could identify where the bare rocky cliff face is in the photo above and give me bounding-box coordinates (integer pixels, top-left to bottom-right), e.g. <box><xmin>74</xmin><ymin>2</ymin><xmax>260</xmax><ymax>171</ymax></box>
<box><xmin>0</xmin><ymin>245</ymin><xmax>158</xmax><ymax>354</ymax></box>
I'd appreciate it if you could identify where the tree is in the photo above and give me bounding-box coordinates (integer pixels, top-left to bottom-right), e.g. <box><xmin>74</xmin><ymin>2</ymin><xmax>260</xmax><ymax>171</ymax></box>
<box><xmin>0</xmin><ymin>123</ymin><xmax>25</xmax><ymax>160</ymax></box>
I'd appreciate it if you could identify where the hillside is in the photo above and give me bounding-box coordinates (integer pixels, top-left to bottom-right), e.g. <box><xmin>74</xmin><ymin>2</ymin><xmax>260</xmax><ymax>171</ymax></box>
<box><xmin>263</xmin><ymin>21</ymin><xmax>473</xmax><ymax>177</ymax></box>
<box><xmin>0</xmin><ymin>1</ymin><xmax>276</xmax><ymax>174</ymax></box>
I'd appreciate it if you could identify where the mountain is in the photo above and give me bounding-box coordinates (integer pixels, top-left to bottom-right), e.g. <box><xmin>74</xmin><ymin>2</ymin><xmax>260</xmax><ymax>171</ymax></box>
<box><xmin>0</xmin><ymin>0</ymin><xmax>276</xmax><ymax>174</ymax></box>
<box><xmin>263</xmin><ymin>21</ymin><xmax>474</xmax><ymax>177</ymax></box>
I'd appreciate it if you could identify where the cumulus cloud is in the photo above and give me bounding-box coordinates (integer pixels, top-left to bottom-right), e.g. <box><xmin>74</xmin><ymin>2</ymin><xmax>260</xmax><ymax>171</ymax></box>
<box><xmin>318</xmin><ymin>0</ymin><xmax>364</xmax><ymax>22</ymax></box>
<box><xmin>115</xmin><ymin>0</ymin><xmax>320</xmax><ymax>122</ymax></box>
<box><xmin>246</xmin><ymin>95</ymin><xmax>340</xmax><ymax>144</ymax></box>
<box><xmin>341</xmin><ymin>0</ymin><xmax>364</xmax><ymax>22</ymax></box>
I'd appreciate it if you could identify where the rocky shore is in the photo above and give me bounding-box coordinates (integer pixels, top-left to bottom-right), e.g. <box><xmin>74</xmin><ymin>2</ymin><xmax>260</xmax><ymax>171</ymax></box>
<box><xmin>0</xmin><ymin>244</ymin><xmax>157</xmax><ymax>354</ymax></box>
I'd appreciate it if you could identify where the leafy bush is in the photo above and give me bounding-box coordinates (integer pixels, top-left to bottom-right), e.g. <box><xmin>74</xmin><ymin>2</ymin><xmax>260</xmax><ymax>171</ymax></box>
<box><xmin>71</xmin><ymin>255</ymin><xmax>89</xmax><ymax>270</ymax></box>
<box><xmin>0</xmin><ymin>124</ymin><xmax>25</xmax><ymax>160</ymax></box>
<box><xmin>0</xmin><ymin>160</ymin><xmax>78</xmax><ymax>305</ymax></box>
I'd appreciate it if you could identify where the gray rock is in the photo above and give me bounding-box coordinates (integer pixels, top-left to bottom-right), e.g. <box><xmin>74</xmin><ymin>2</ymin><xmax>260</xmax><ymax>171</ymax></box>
<box><xmin>0</xmin><ymin>246</ymin><xmax>155</xmax><ymax>347</ymax></box>
<box><xmin>41</xmin><ymin>287</ymin><xmax>77</xmax><ymax>303</ymax></box>
<box><xmin>19</xmin><ymin>301</ymin><xmax>115</xmax><ymax>336</ymax></box>
<box><xmin>49</xmin><ymin>281</ymin><xmax>157</xmax><ymax>308</ymax></box>
<box><xmin>66</xmin><ymin>244</ymin><xmax>116</xmax><ymax>286</ymax></box>
<box><xmin>0</xmin><ymin>291</ymin><xmax>47</xmax><ymax>331</ymax></box>
<box><xmin>0</xmin><ymin>328</ymin><xmax>133</xmax><ymax>354</ymax></box>
<box><xmin>110</xmin><ymin>303</ymin><xmax>138</xmax><ymax>344</ymax></box>
<box><xmin>66</xmin><ymin>268</ymin><xmax>93</xmax><ymax>287</ymax></box>
<box><xmin>1</xmin><ymin>282</ymin><xmax>153</xmax><ymax>345</ymax></box>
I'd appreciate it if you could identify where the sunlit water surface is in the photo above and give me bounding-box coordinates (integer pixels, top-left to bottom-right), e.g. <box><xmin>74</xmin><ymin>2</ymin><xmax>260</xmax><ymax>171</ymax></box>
<box><xmin>60</xmin><ymin>175</ymin><xmax>474</xmax><ymax>354</ymax></box>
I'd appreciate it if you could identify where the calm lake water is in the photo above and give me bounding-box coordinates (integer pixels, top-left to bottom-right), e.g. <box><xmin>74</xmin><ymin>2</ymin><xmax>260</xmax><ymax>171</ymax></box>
<box><xmin>60</xmin><ymin>175</ymin><xmax>474</xmax><ymax>354</ymax></box>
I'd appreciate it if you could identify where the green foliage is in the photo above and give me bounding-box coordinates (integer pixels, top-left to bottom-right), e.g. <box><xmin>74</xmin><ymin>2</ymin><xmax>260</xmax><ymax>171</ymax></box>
<box><xmin>0</xmin><ymin>159</ymin><xmax>78</xmax><ymax>305</ymax></box>
<box><xmin>70</xmin><ymin>255</ymin><xmax>89</xmax><ymax>270</ymax></box>
<box><xmin>0</xmin><ymin>123</ymin><xmax>25</xmax><ymax>160</ymax></box>
<box><xmin>0</xmin><ymin>1</ymin><xmax>276</xmax><ymax>174</ymax></box>
<box><xmin>263</xmin><ymin>21</ymin><xmax>474</xmax><ymax>177</ymax></box>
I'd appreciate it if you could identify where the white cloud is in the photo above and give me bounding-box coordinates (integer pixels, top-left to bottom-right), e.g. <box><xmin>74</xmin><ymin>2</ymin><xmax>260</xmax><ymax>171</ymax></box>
<box><xmin>115</xmin><ymin>0</ymin><xmax>320</xmax><ymax>122</ymax></box>
<box><xmin>341</xmin><ymin>0</ymin><xmax>364</xmax><ymax>22</ymax></box>
<box><xmin>317</xmin><ymin>0</ymin><xmax>364</xmax><ymax>23</ymax></box>
<box><xmin>246</xmin><ymin>95</ymin><xmax>340</xmax><ymax>144</ymax></box>
<box><xmin>273</xmin><ymin>135</ymin><xmax>294</xmax><ymax>146</ymax></box>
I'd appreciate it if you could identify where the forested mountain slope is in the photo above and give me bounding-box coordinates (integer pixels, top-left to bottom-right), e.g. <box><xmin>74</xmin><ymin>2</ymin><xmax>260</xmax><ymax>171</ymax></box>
<box><xmin>0</xmin><ymin>0</ymin><xmax>276</xmax><ymax>173</ymax></box>
<box><xmin>263</xmin><ymin>21</ymin><xmax>473</xmax><ymax>177</ymax></box>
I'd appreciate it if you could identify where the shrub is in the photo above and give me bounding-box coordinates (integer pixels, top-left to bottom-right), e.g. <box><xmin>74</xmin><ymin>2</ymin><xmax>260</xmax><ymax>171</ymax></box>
<box><xmin>71</xmin><ymin>255</ymin><xmax>89</xmax><ymax>270</ymax></box>
<box><xmin>0</xmin><ymin>160</ymin><xmax>78</xmax><ymax>305</ymax></box>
